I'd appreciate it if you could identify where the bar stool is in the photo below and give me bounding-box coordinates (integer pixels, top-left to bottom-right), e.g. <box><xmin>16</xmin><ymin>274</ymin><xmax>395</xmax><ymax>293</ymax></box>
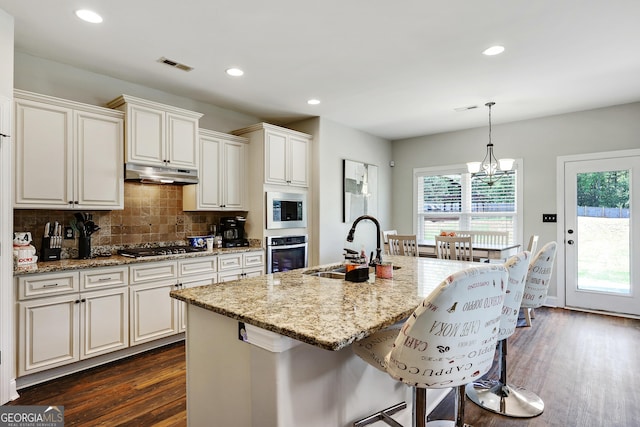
<box><xmin>352</xmin><ymin>264</ymin><xmax>509</xmax><ymax>427</ymax></box>
<box><xmin>466</xmin><ymin>242</ymin><xmax>557</xmax><ymax>418</ymax></box>
<box><xmin>465</xmin><ymin>251</ymin><xmax>536</xmax><ymax>417</ymax></box>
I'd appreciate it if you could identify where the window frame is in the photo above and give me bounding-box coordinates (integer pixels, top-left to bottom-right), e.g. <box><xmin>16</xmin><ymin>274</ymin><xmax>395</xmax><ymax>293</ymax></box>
<box><xmin>412</xmin><ymin>160</ymin><xmax>524</xmax><ymax>245</ymax></box>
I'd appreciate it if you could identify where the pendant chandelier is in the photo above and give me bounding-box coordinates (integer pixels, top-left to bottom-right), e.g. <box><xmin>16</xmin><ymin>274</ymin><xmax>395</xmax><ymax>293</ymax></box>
<box><xmin>466</xmin><ymin>102</ymin><xmax>514</xmax><ymax>186</ymax></box>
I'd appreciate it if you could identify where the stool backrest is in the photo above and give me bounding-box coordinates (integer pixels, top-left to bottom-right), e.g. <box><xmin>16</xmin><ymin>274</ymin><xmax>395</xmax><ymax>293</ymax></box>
<box><xmin>498</xmin><ymin>251</ymin><xmax>530</xmax><ymax>340</ymax></box>
<box><xmin>521</xmin><ymin>242</ymin><xmax>557</xmax><ymax>310</ymax></box>
<box><xmin>388</xmin><ymin>234</ymin><xmax>419</xmax><ymax>257</ymax></box>
<box><xmin>386</xmin><ymin>264</ymin><xmax>508</xmax><ymax>389</ymax></box>
<box><xmin>435</xmin><ymin>235</ymin><xmax>473</xmax><ymax>261</ymax></box>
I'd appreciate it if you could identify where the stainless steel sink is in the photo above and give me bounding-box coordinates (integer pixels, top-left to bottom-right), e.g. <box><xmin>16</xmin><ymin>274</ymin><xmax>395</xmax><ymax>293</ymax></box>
<box><xmin>311</xmin><ymin>271</ymin><xmax>347</xmax><ymax>279</ymax></box>
<box><xmin>304</xmin><ymin>264</ymin><xmax>400</xmax><ymax>279</ymax></box>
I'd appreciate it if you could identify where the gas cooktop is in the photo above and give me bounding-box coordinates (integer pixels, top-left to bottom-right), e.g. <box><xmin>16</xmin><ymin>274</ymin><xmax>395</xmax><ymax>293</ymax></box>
<box><xmin>118</xmin><ymin>246</ymin><xmax>206</xmax><ymax>258</ymax></box>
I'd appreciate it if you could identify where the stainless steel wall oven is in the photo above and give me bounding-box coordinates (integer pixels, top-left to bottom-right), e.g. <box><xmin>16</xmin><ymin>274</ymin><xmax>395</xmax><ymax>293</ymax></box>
<box><xmin>266</xmin><ymin>235</ymin><xmax>308</xmax><ymax>273</ymax></box>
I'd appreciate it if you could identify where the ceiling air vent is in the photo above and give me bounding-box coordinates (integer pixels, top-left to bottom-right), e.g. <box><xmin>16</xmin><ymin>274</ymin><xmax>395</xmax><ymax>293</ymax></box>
<box><xmin>454</xmin><ymin>105</ymin><xmax>478</xmax><ymax>112</ymax></box>
<box><xmin>158</xmin><ymin>57</ymin><xmax>194</xmax><ymax>72</ymax></box>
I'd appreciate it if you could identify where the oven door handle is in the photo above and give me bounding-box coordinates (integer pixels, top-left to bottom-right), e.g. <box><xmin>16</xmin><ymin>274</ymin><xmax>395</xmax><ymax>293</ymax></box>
<box><xmin>267</xmin><ymin>243</ymin><xmax>308</xmax><ymax>250</ymax></box>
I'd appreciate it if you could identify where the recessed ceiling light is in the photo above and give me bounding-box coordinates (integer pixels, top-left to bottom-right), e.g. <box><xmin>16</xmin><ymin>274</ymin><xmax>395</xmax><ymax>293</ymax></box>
<box><xmin>483</xmin><ymin>45</ymin><xmax>505</xmax><ymax>56</ymax></box>
<box><xmin>226</xmin><ymin>68</ymin><xmax>244</xmax><ymax>77</ymax></box>
<box><xmin>307</xmin><ymin>99</ymin><xmax>321</xmax><ymax>105</ymax></box>
<box><xmin>75</xmin><ymin>9</ymin><xmax>103</xmax><ymax>24</ymax></box>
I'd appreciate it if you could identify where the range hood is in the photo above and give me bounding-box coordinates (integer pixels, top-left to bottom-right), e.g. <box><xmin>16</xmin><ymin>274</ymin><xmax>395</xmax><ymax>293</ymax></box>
<box><xmin>125</xmin><ymin>163</ymin><xmax>198</xmax><ymax>185</ymax></box>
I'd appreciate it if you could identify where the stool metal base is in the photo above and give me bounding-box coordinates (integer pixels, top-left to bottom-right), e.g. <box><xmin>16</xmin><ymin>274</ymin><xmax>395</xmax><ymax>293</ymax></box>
<box><xmin>353</xmin><ymin>402</ymin><xmax>407</xmax><ymax>427</ymax></box>
<box><xmin>465</xmin><ymin>380</ymin><xmax>544</xmax><ymax>418</ymax></box>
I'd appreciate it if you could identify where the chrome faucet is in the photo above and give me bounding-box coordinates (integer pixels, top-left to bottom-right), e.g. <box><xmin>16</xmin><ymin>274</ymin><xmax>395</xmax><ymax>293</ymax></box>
<box><xmin>346</xmin><ymin>215</ymin><xmax>382</xmax><ymax>265</ymax></box>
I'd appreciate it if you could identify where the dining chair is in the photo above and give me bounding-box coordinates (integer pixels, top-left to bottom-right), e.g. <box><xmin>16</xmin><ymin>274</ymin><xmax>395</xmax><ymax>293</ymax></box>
<box><xmin>388</xmin><ymin>234</ymin><xmax>418</xmax><ymax>257</ymax></box>
<box><xmin>352</xmin><ymin>264</ymin><xmax>508</xmax><ymax>427</ymax></box>
<box><xmin>521</xmin><ymin>242</ymin><xmax>557</xmax><ymax>327</ymax></box>
<box><xmin>435</xmin><ymin>235</ymin><xmax>473</xmax><ymax>261</ymax></box>
<box><xmin>383</xmin><ymin>230</ymin><xmax>398</xmax><ymax>255</ymax></box>
<box><xmin>466</xmin><ymin>251</ymin><xmax>543</xmax><ymax>418</ymax></box>
<box><xmin>519</xmin><ymin>234</ymin><xmax>540</xmax><ymax>323</ymax></box>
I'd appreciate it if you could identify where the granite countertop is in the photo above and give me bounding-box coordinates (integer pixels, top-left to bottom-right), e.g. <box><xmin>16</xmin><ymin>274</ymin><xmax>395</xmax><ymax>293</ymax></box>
<box><xmin>170</xmin><ymin>255</ymin><xmax>479</xmax><ymax>351</ymax></box>
<box><xmin>14</xmin><ymin>246</ymin><xmax>264</xmax><ymax>276</ymax></box>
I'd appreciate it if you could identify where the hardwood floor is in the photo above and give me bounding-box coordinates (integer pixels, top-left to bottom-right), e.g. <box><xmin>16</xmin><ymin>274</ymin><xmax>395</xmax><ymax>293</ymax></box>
<box><xmin>6</xmin><ymin>342</ymin><xmax>187</xmax><ymax>426</ymax></box>
<box><xmin>6</xmin><ymin>307</ymin><xmax>640</xmax><ymax>426</ymax></box>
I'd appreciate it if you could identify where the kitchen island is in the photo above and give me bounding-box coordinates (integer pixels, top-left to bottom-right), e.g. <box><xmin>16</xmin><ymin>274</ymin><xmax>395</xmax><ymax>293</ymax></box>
<box><xmin>171</xmin><ymin>255</ymin><xmax>479</xmax><ymax>427</ymax></box>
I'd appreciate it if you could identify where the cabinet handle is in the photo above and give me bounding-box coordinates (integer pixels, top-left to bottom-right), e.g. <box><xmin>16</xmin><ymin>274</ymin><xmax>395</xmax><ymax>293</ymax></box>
<box><xmin>97</xmin><ymin>277</ymin><xmax>112</xmax><ymax>282</ymax></box>
<box><xmin>81</xmin><ymin>298</ymin><xmax>86</xmax><ymax>303</ymax></box>
<box><xmin>42</xmin><ymin>283</ymin><xmax>59</xmax><ymax>288</ymax></box>
<box><xmin>74</xmin><ymin>201</ymin><xmax>79</xmax><ymax>204</ymax></box>
<box><xmin>68</xmin><ymin>201</ymin><xmax>74</xmax><ymax>205</ymax></box>
<box><xmin>75</xmin><ymin>299</ymin><xmax>80</xmax><ymax>304</ymax></box>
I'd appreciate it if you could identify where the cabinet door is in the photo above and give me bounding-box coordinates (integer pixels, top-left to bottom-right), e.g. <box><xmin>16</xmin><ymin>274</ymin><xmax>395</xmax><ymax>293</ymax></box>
<box><xmin>166</xmin><ymin>112</ymin><xmax>198</xmax><ymax>169</ymax></box>
<box><xmin>264</xmin><ymin>130</ymin><xmax>288</xmax><ymax>184</ymax></box>
<box><xmin>75</xmin><ymin>110</ymin><xmax>124</xmax><ymax>209</ymax></box>
<box><xmin>81</xmin><ymin>287</ymin><xmax>129</xmax><ymax>358</ymax></box>
<box><xmin>217</xmin><ymin>270</ymin><xmax>244</xmax><ymax>282</ymax></box>
<box><xmin>222</xmin><ymin>140</ymin><xmax>246</xmax><ymax>210</ymax></box>
<box><xmin>14</xmin><ymin>99</ymin><xmax>73</xmax><ymax>208</ymax></box>
<box><xmin>129</xmin><ymin>281</ymin><xmax>179</xmax><ymax>345</ymax></box>
<box><xmin>178</xmin><ymin>277</ymin><xmax>216</xmax><ymax>332</ymax></box>
<box><xmin>197</xmin><ymin>134</ymin><xmax>222</xmax><ymax>209</ymax></box>
<box><xmin>126</xmin><ymin>104</ymin><xmax>165</xmax><ymax>166</ymax></box>
<box><xmin>288</xmin><ymin>135</ymin><xmax>309</xmax><ymax>187</ymax></box>
<box><xmin>18</xmin><ymin>295</ymin><xmax>79</xmax><ymax>376</ymax></box>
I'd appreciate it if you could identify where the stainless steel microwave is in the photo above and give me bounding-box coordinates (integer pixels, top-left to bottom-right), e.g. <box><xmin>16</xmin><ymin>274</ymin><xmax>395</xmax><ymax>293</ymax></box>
<box><xmin>266</xmin><ymin>192</ymin><xmax>307</xmax><ymax>229</ymax></box>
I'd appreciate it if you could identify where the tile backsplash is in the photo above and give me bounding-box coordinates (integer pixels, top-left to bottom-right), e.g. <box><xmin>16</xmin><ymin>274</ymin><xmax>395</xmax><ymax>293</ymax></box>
<box><xmin>14</xmin><ymin>182</ymin><xmax>246</xmax><ymax>257</ymax></box>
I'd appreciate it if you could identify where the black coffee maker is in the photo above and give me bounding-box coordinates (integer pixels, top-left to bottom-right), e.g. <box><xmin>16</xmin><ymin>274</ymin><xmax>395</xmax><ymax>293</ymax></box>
<box><xmin>219</xmin><ymin>216</ymin><xmax>249</xmax><ymax>248</ymax></box>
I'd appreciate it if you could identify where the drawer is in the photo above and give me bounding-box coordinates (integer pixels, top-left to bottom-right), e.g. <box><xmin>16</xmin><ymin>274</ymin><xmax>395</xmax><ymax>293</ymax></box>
<box><xmin>80</xmin><ymin>266</ymin><xmax>128</xmax><ymax>291</ymax></box>
<box><xmin>178</xmin><ymin>257</ymin><xmax>217</xmax><ymax>278</ymax></box>
<box><xmin>17</xmin><ymin>271</ymin><xmax>79</xmax><ymax>300</ymax></box>
<box><xmin>244</xmin><ymin>251</ymin><xmax>264</xmax><ymax>268</ymax></box>
<box><xmin>129</xmin><ymin>261</ymin><xmax>177</xmax><ymax>284</ymax></box>
<box><xmin>218</xmin><ymin>254</ymin><xmax>243</xmax><ymax>271</ymax></box>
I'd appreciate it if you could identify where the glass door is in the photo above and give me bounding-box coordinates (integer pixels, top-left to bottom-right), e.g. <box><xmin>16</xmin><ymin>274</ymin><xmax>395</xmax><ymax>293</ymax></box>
<box><xmin>564</xmin><ymin>153</ymin><xmax>640</xmax><ymax>316</ymax></box>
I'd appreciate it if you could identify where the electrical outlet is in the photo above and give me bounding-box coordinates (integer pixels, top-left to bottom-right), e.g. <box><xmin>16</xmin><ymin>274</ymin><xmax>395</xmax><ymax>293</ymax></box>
<box><xmin>542</xmin><ymin>214</ymin><xmax>557</xmax><ymax>223</ymax></box>
<box><xmin>64</xmin><ymin>226</ymin><xmax>75</xmax><ymax>239</ymax></box>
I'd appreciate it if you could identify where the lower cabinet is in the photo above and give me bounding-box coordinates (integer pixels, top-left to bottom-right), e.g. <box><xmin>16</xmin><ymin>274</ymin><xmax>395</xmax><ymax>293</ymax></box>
<box><xmin>129</xmin><ymin>281</ymin><xmax>180</xmax><ymax>345</ymax></box>
<box><xmin>218</xmin><ymin>250</ymin><xmax>265</xmax><ymax>282</ymax></box>
<box><xmin>129</xmin><ymin>261</ymin><xmax>180</xmax><ymax>346</ymax></box>
<box><xmin>16</xmin><ymin>251</ymin><xmax>262</xmax><ymax>377</ymax></box>
<box><xmin>17</xmin><ymin>267</ymin><xmax>129</xmax><ymax>376</ymax></box>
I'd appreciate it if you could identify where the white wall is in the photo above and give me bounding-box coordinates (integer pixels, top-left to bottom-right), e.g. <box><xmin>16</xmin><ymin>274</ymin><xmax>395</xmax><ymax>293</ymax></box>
<box><xmin>289</xmin><ymin>117</ymin><xmax>392</xmax><ymax>265</ymax></box>
<box><xmin>391</xmin><ymin>102</ymin><xmax>640</xmax><ymax>299</ymax></box>
<box><xmin>0</xmin><ymin>7</ymin><xmax>16</xmax><ymax>403</ymax></box>
<box><xmin>14</xmin><ymin>52</ymin><xmax>259</xmax><ymax>133</ymax></box>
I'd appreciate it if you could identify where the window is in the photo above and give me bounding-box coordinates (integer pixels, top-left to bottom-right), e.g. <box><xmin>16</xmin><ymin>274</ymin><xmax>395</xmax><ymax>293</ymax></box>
<box><xmin>413</xmin><ymin>162</ymin><xmax>523</xmax><ymax>244</ymax></box>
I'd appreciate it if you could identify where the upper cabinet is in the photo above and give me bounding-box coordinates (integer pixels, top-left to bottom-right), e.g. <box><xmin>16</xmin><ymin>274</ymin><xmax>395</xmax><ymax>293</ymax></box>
<box><xmin>107</xmin><ymin>95</ymin><xmax>203</xmax><ymax>170</ymax></box>
<box><xmin>14</xmin><ymin>90</ymin><xmax>124</xmax><ymax>210</ymax></box>
<box><xmin>233</xmin><ymin>123</ymin><xmax>311</xmax><ymax>188</ymax></box>
<box><xmin>183</xmin><ymin>129</ymin><xmax>248</xmax><ymax>211</ymax></box>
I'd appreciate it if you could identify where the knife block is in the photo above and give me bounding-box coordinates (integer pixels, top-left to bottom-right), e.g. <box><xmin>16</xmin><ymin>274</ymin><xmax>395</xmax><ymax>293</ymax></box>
<box><xmin>41</xmin><ymin>237</ymin><xmax>61</xmax><ymax>261</ymax></box>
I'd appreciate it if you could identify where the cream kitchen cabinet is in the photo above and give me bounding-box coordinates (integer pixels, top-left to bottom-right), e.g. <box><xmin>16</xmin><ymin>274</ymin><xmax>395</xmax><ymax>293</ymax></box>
<box><xmin>16</xmin><ymin>266</ymin><xmax>129</xmax><ymax>376</ymax></box>
<box><xmin>183</xmin><ymin>129</ymin><xmax>248</xmax><ymax>211</ymax></box>
<box><xmin>217</xmin><ymin>250</ymin><xmax>265</xmax><ymax>282</ymax></box>
<box><xmin>129</xmin><ymin>256</ymin><xmax>217</xmax><ymax>343</ymax></box>
<box><xmin>233</xmin><ymin>123</ymin><xmax>311</xmax><ymax>187</ymax></box>
<box><xmin>13</xmin><ymin>90</ymin><xmax>124</xmax><ymax>209</ymax></box>
<box><xmin>107</xmin><ymin>95</ymin><xmax>202</xmax><ymax>170</ymax></box>
<box><xmin>177</xmin><ymin>257</ymin><xmax>217</xmax><ymax>332</ymax></box>
<box><xmin>129</xmin><ymin>261</ymin><xmax>180</xmax><ymax>345</ymax></box>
